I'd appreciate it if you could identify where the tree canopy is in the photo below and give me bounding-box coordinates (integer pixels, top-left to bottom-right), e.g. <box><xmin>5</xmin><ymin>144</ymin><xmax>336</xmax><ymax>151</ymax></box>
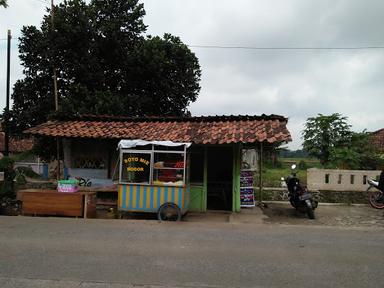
<box><xmin>0</xmin><ymin>0</ymin><xmax>7</xmax><ymax>8</ymax></box>
<box><xmin>302</xmin><ymin>113</ymin><xmax>351</xmax><ymax>166</ymax></box>
<box><xmin>9</xmin><ymin>0</ymin><xmax>201</xmax><ymax>134</ymax></box>
<box><xmin>302</xmin><ymin>113</ymin><xmax>383</xmax><ymax>169</ymax></box>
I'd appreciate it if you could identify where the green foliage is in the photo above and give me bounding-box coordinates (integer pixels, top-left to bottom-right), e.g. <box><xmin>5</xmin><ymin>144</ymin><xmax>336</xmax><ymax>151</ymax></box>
<box><xmin>0</xmin><ymin>0</ymin><xmax>7</xmax><ymax>8</ymax></box>
<box><xmin>263</xmin><ymin>159</ymin><xmax>282</xmax><ymax>169</ymax></box>
<box><xmin>298</xmin><ymin>160</ymin><xmax>308</xmax><ymax>170</ymax></box>
<box><xmin>258</xmin><ymin>167</ymin><xmax>307</xmax><ymax>187</ymax></box>
<box><xmin>302</xmin><ymin>113</ymin><xmax>352</xmax><ymax>166</ymax></box>
<box><xmin>303</xmin><ymin>114</ymin><xmax>383</xmax><ymax>169</ymax></box>
<box><xmin>330</xmin><ymin>131</ymin><xmax>384</xmax><ymax>170</ymax></box>
<box><xmin>15</xmin><ymin>166</ymin><xmax>41</xmax><ymax>179</ymax></box>
<box><xmin>0</xmin><ymin>156</ymin><xmax>14</xmax><ymax>170</ymax></box>
<box><xmin>14</xmin><ymin>166</ymin><xmax>41</xmax><ymax>186</ymax></box>
<box><xmin>279</xmin><ymin>149</ymin><xmax>309</xmax><ymax>158</ymax></box>
<box><xmin>280</xmin><ymin>158</ymin><xmax>321</xmax><ymax>169</ymax></box>
<box><xmin>15</xmin><ymin>172</ymin><xmax>27</xmax><ymax>186</ymax></box>
<box><xmin>0</xmin><ymin>157</ymin><xmax>16</xmax><ymax>199</ymax></box>
<box><xmin>9</xmin><ymin>0</ymin><xmax>201</xmax><ymax>137</ymax></box>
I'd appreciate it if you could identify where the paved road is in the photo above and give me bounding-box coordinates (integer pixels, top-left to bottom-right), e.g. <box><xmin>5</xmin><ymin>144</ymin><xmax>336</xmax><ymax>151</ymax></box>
<box><xmin>1</xmin><ymin>216</ymin><xmax>384</xmax><ymax>288</ymax></box>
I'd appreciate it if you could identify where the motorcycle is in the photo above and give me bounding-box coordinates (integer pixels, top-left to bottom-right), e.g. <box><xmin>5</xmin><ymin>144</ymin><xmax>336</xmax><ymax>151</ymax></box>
<box><xmin>282</xmin><ymin>164</ymin><xmax>318</xmax><ymax>219</ymax></box>
<box><xmin>367</xmin><ymin>177</ymin><xmax>384</xmax><ymax>209</ymax></box>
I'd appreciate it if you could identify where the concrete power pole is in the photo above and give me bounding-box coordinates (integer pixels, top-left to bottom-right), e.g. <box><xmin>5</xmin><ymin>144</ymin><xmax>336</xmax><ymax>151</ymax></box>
<box><xmin>4</xmin><ymin>29</ymin><xmax>11</xmax><ymax>157</ymax></box>
<box><xmin>51</xmin><ymin>0</ymin><xmax>61</xmax><ymax>180</ymax></box>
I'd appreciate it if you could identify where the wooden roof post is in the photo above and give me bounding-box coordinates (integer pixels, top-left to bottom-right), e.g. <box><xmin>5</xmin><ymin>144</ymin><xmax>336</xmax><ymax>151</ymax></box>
<box><xmin>258</xmin><ymin>141</ymin><xmax>263</xmax><ymax>205</ymax></box>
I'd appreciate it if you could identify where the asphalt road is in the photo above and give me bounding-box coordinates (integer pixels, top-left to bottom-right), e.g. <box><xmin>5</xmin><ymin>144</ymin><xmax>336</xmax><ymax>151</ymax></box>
<box><xmin>1</xmin><ymin>216</ymin><xmax>384</xmax><ymax>288</ymax></box>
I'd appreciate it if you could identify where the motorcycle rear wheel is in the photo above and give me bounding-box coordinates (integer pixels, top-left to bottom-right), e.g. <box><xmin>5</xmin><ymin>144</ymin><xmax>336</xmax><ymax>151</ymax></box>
<box><xmin>307</xmin><ymin>208</ymin><xmax>315</xmax><ymax>219</ymax></box>
<box><xmin>367</xmin><ymin>187</ymin><xmax>384</xmax><ymax>209</ymax></box>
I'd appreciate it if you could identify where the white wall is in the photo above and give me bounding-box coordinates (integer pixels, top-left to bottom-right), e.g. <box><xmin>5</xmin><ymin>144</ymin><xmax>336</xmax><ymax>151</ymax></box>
<box><xmin>307</xmin><ymin>168</ymin><xmax>381</xmax><ymax>191</ymax></box>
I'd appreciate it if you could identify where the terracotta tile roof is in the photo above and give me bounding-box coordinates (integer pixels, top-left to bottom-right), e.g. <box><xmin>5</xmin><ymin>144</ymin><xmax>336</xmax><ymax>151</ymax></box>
<box><xmin>370</xmin><ymin>129</ymin><xmax>384</xmax><ymax>152</ymax></box>
<box><xmin>24</xmin><ymin>115</ymin><xmax>292</xmax><ymax>145</ymax></box>
<box><xmin>0</xmin><ymin>132</ymin><xmax>34</xmax><ymax>153</ymax></box>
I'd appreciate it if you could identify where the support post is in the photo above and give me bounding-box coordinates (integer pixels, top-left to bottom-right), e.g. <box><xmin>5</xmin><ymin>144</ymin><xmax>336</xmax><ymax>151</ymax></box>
<box><xmin>51</xmin><ymin>0</ymin><xmax>60</xmax><ymax>180</ymax></box>
<box><xmin>258</xmin><ymin>142</ymin><xmax>264</xmax><ymax>206</ymax></box>
<box><xmin>4</xmin><ymin>29</ymin><xmax>11</xmax><ymax>157</ymax></box>
<box><xmin>203</xmin><ymin>146</ymin><xmax>208</xmax><ymax>212</ymax></box>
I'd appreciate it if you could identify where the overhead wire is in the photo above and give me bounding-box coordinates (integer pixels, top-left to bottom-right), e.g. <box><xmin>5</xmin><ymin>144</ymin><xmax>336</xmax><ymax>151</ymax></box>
<box><xmin>1</xmin><ymin>36</ymin><xmax>384</xmax><ymax>51</ymax></box>
<box><xmin>3</xmin><ymin>1</ymin><xmax>384</xmax><ymax>50</ymax></box>
<box><xmin>188</xmin><ymin>45</ymin><xmax>384</xmax><ymax>50</ymax></box>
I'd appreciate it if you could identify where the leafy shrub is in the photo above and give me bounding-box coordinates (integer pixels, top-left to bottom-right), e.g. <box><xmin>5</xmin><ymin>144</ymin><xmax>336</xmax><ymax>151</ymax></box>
<box><xmin>298</xmin><ymin>160</ymin><xmax>307</xmax><ymax>170</ymax></box>
<box><xmin>15</xmin><ymin>166</ymin><xmax>41</xmax><ymax>179</ymax></box>
<box><xmin>0</xmin><ymin>157</ymin><xmax>16</xmax><ymax>199</ymax></box>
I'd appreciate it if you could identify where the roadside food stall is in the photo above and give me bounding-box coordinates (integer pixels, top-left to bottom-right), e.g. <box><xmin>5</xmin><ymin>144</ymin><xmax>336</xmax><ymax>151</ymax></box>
<box><xmin>117</xmin><ymin>139</ymin><xmax>191</xmax><ymax>220</ymax></box>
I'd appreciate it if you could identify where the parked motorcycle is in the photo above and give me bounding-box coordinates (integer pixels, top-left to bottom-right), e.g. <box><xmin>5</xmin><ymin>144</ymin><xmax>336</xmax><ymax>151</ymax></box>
<box><xmin>367</xmin><ymin>178</ymin><xmax>384</xmax><ymax>209</ymax></box>
<box><xmin>282</xmin><ymin>164</ymin><xmax>318</xmax><ymax>219</ymax></box>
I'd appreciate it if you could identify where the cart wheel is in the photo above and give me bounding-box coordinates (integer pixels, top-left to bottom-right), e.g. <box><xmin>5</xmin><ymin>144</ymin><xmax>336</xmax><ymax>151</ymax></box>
<box><xmin>157</xmin><ymin>203</ymin><xmax>181</xmax><ymax>221</ymax></box>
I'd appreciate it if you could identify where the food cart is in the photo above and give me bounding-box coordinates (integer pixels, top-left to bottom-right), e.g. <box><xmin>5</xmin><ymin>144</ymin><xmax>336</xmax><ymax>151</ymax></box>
<box><xmin>117</xmin><ymin>139</ymin><xmax>191</xmax><ymax>220</ymax></box>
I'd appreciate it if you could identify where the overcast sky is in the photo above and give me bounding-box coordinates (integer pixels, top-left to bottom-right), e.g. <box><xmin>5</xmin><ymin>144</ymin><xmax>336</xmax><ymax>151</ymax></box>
<box><xmin>1</xmin><ymin>0</ymin><xmax>384</xmax><ymax>149</ymax></box>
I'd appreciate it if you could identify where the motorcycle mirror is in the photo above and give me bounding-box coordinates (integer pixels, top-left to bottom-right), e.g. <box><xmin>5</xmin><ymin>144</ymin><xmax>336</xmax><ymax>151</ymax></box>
<box><xmin>291</xmin><ymin>164</ymin><xmax>297</xmax><ymax>170</ymax></box>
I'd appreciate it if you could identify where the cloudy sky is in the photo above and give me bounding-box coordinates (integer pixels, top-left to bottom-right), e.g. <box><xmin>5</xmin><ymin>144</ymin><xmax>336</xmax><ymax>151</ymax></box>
<box><xmin>1</xmin><ymin>0</ymin><xmax>384</xmax><ymax>149</ymax></box>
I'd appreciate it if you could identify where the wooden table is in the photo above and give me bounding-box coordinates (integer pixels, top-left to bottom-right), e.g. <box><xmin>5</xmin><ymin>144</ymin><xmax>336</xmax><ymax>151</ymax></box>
<box><xmin>78</xmin><ymin>186</ymin><xmax>118</xmax><ymax>206</ymax></box>
<box><xmin>17</xmin><ymin>189</ymin><xmax>96</xmax><ymax>218</ymax></box>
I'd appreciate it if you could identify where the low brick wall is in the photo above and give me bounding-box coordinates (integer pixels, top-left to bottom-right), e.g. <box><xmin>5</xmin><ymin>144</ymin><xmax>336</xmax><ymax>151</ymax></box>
<box><xmin>257</xmin><ymin>188</ymin><xmax>369</xmax><ymax>204</ymax></box>
<box><xmin>307</xmin><ymin>168</ymin><xmax>380</xmax><ymax>191</ymax></box>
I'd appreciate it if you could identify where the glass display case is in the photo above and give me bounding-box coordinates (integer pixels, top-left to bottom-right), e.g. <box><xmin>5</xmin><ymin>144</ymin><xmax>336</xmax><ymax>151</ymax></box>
<box><xmin>119</xmin><ymin>145</ymin><xmax>187</xmax><ymax>186</ymax></box>
<box><xmin>117</xmin><ymin>140</ymin><xmax>191</xmax><ymax>219</ymax></box>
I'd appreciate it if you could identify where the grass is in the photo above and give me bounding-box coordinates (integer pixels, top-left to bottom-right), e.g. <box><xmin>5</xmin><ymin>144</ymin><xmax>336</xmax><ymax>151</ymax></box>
<box><xmin>259</xmin><ymin>157</ymin><xmax>321</xmax><ymax>187</ymax></box>
<box><xmin>259</xmin><ymin>167</ymin><xmax>307</xmax><ymax>187</ymax></box>
<box><xmin>280</xmin><ymin>157</ymin><xmax>321</xmax><ymax>168</ymax></box>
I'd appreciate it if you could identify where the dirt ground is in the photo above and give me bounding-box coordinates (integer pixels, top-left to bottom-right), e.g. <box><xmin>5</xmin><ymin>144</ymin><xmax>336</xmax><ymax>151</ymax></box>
<box><xmin>184</xmin><ymin>202</ymin><xmax>384</xmax><ymax>228</ymax></box>
<box><xmin>96</xmin><ymin>202</ymin><xmax>384</xmax><ymax>228</ymax></box>
<box><xmin>257</xmin><ymin>202</ymin><xmax>384</xmax><ymax>228</ymax></box>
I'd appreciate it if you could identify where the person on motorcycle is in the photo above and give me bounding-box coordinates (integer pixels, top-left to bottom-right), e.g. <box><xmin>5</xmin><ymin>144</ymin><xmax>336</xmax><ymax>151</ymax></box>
<box><xmin>378</xmin><ymin>170</ymin><xmax>384</xmax><ymax>192</ymax></box>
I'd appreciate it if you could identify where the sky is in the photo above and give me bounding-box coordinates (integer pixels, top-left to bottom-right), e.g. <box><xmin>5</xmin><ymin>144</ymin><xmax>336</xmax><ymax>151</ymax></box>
<box><xmin>1</xmin><ymin>0</ymin><xmax>384</xmax><ymax>149</ymax></box>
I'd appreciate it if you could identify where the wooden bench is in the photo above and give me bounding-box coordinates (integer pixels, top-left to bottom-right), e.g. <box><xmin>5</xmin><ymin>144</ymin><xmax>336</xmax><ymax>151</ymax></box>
<box><xmin>17</xmin><ymin>189</ymin><xmax>96</xmax><ymax>218</ymax></box>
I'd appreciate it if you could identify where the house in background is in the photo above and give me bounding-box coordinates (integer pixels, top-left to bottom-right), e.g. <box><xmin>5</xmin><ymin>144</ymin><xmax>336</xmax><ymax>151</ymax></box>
<box><xmin>0</xmin><ymin>132</ymin><xmax>34</xmax><ymax>156</ymax></box>
<box><xmin>0</xmin><ymin>133</ymin><xmax>47</xmax><ymax>177</ymax></box>
<box><xmin>370</xmin><ymin>129</ymin><xmax>384</xmax><ymax>153</ymax></box>
<box><xmin>25</xmin><ymin>114</ymin><xmax>291</xmax><ymax>212</ymax></box>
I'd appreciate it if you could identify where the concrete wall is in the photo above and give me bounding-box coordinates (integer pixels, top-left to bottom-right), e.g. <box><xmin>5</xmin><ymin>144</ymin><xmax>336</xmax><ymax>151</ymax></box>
<box><xmin>62</xmin><ymin>138</ymin><xmax>119</xmax><ymax>185</ymax></box>
<box><xmin>259</xmin><ymin>188</ymin><xmax>368</xmax><ymax>204</ymax></box>
<box><xmin>307</xmin><ymin>168</ymin><xmax>381</xmax><ymax>191</ymax></box>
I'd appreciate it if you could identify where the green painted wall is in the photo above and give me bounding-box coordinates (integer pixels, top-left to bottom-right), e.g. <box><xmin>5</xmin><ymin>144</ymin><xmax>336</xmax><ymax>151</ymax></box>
<box><xmin>188</xmin><ymin>144</ymin><xmax>242</xmax><ymax>213</ymax></box>
<box><xmin>188</xmin><ymin>146</ymin><xmax>208</xmax><ymax>212</ymax></box>
<box><xmin>189</xmin><ymin>185</ymin><xmax>206</xmax><ymax>212</ymax></box>
<box><xmin>232</xmin><ymin>144</ymin><xmax>241</xmax><ymax>212</ymax></box>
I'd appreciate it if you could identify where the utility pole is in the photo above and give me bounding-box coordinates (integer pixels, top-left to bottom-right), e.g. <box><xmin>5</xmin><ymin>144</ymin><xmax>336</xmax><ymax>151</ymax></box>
<box><xmin>51</xmin><ymin>0</ymin><xmax>60</xmax><ymax>179</ymax></box>
<box><xmin>258</xmin><ymin>142</ymin><xmax>264</xmax><ymax>206</ymax></box>
<box><xmin>4</xmin><ymin>29</ymin><xmax>11</xmax><ymax>157</ymax></box>
<box><xmin>51</xmin><ymin>0</ymin><xmax>59</xmax><ymax>111</ymax></box>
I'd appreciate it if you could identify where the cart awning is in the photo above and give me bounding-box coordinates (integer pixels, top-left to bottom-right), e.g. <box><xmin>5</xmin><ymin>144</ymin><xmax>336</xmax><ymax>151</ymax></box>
<box><xmin>118</xmin><ymin>139</ymin><xmax>192</xmax><ymax>149</ymax></box>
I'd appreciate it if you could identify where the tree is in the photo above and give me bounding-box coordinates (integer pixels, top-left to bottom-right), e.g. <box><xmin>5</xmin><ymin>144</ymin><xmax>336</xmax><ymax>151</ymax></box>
<box><xmin>302</xmin><ymin>113</ymin><xmax>352</xmax><ymax>166</ymax></box>
<box><xmin>330</xmin><ymin>131</ymin><xmax>384</xmax><ymax>170</ymax></box>
<box><xmin>0</xmin><ymin>0</ymin><xmax>7</xmax><ymax>8</ymax></box>
<box><xmin>9</xmin><ymin>0</ymin><xmax>201</xmax><ymax>135</ymax></box>
<box><xmin>128</xmin><ymin>34</ymin><xmax>201</xmax><ymax>116</ymax></box>
<box><xmin>303</xmin><ymin>114</ymin><xmax>384</xmax><ymax>169</ymax></box>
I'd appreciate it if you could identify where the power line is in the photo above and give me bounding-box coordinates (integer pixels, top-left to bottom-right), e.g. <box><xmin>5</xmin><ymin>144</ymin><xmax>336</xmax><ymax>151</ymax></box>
<box><xmin>1</xmin><ymin>37</ymin><xmax>384</xmax><ymax>51</ymax></box>
<box><xmin>188</xmin><ymin>44</ymin><xmax>384</xmax><ymax>50</ymax></box>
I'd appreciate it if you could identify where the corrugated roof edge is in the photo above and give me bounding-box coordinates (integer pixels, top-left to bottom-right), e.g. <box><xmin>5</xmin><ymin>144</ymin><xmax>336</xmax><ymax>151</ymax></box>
<box><xmin>52</xmin><ymin>113</ymin><xmax>289</xmax><ymax>123</ymax></box>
